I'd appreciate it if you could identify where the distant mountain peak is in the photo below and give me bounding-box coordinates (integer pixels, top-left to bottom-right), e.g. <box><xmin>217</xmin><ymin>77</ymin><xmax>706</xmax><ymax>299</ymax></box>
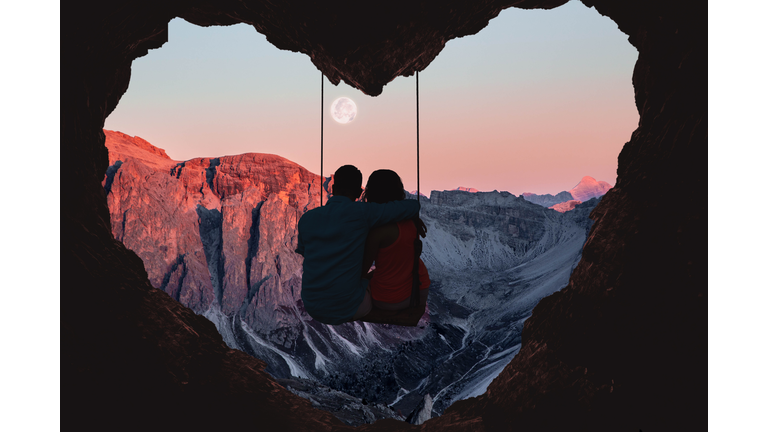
<box><xmin>408</xmin><ymin>190</ymin><xmax>429</xmax><ymax>198</ymax></box>
<box><xmin>574</xmin><ymin>175</ymin><xmax>596</xmax><ymax>185</ymax></box>
<box><xmin>569</xmin><ymin>176</ymin><xmax>612</xmax><ymax>202</ymax></box>
<box><xmin>455</xmin><ymin>187</ymin><xmax>479</xmax><ymax>193</ymax></box>
<box><xmin>521</xmin><ymin>176</ymin><xmax>612</xmax><ymax>211</ymax></box>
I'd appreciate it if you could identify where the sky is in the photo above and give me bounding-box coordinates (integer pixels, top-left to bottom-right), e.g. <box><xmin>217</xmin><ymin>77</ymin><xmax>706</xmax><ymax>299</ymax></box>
<box><xmin>104</xmin><ymin>1</ymin><xmax>638</xmax><ymax>195</ymax></box>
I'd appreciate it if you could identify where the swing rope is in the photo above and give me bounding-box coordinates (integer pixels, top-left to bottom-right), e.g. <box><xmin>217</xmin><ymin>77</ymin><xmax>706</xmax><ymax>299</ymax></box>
<box><xmin>320</xmin><ymin>72</ymin><xmax>324</xmax><ymax>206</ymax></box>
<box><xmin>319</xmin><ymin>71</ymin><xmax>420</xmax><ymax>206</ymax></box>
<box><xmin>409</xmin><ymin>70</ymin><xmax>423</xmax><ymax>309</ymax></box>
<box><xmin>416</xmin><ymin>70</ymin><xmax>420</xmax><ymax>204</ymax></box>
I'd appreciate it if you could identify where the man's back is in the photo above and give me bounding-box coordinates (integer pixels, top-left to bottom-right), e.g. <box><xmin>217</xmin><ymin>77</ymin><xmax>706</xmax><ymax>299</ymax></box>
<box><xmin>297</xmin><ymin>196</ymin><xmax>419</xmax><ymax>324</ymax></box>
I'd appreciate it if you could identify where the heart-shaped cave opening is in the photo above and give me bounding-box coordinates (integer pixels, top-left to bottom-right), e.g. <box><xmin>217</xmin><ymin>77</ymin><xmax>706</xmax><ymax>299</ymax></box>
<box><xmin>102</xmin><ymin>2</ymin><xmax>637</xmax><ymax>427</ymax></box>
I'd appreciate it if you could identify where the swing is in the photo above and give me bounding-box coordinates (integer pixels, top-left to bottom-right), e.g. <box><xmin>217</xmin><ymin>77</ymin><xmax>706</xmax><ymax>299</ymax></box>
<box><xmin>319</xmin><ymin>71</ymin><xmax>427</xmax><ymax>327</ymax></box>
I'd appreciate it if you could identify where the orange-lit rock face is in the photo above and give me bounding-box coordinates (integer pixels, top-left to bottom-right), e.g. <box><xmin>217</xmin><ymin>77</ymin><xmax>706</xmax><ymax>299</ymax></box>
<box><xmin>105</xmin><ymin>130</ymin><xmax>321</xmax><ymax>320</ymax></box>
<box><xmin>105</xmin><ymin>130</ymin><xmax>173</xmax><ymax>168</ymax></box>
<box><xmin>549</xmin><ymin>199</ymin><xmax>582</xmax><ymax>213</ymax></box>
<box><xmin>568</xmin><ymin>176</ymin><xmax>612</xmax><ymax>202</ymax></box>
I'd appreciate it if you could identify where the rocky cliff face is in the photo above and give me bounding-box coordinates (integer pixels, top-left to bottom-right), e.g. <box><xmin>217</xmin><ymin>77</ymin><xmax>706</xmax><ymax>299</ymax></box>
<box><xmin>105</xmin><ymin>130</ymin><xmax>318</xmax><ymax>322</ymax></box>
<box><xmin>105</xmin><ymin>131</ymin><xmax>599</xmax><ymax>422</ymax></box>
<box><xmin>104</xmin><ymin>130</ymin><xmax>328</xmax><ymax>361</ymax></box>
<box><xmin>104</xmin><ymin>130</ymin><xmax>430</xmax><ymax>418</ymax></box>
<box><xmin>64</xmin><ymin>1</ymin><xmax>706</xmax><ymax>430</ymax></box>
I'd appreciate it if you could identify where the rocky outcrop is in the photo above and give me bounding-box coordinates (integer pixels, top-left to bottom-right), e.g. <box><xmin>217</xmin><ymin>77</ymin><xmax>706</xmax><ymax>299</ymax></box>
<box><xmin>549</xmin><ymin>199</ymin><xmax>581</xmax><ymax>213</ymax></box>
<box><xmin>568</xmin><ymin>176</ymin><xmax>613</xmax><ymax>201</ymax></box>
<box><xmin>105</xmin><ymin>130</ymin><xmax>320</xmax><ymax>339</ymax></box>
<box><xmin>63</xmin><ymin>1</ymin><xmax>706</xmax><ymax>431</ymax></box>
<box><xmin>406</xmin><ymin>394</ymin><xmax>433</xmax><ymax>425</ymax></box>
<box><xmin>427</xmin><ymin>190</ymin><xmax>548</xmax><ymax>246</ymax></box>
<box><xmin>522</xmin><ymin>176</ymin><xmax>612</xmax><ymax>209</ymax></box>
<box><xmin>521</xmin><ymin>191</ymin><xmax>575</xmax><ymax>207</ymax></box>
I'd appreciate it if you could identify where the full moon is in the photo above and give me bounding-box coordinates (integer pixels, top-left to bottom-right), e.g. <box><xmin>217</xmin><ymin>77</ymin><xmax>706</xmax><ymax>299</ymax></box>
<box><xmin>330</xmin><ymin>97</ymin><xmax>357</xmax><ymax>124</ymax></box>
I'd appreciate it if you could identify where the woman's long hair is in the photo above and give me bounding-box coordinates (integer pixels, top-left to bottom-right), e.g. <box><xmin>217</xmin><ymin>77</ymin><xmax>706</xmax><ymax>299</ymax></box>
<box><xmin>362</xmin><ymin>169</ymin><xmax>406</xmax><ymax>204</ymax></box>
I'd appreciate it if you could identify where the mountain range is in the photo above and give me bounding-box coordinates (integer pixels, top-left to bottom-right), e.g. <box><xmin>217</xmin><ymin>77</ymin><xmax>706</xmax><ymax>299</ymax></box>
<box><xmin>521</xmin><ymin>176</ymin><xmax>612</xmax><ymax>211</ymax></box>
<box><xmin>103</xmin><ymin>129</ymin><xmax>603</xmax><ymax>425</ymax></box>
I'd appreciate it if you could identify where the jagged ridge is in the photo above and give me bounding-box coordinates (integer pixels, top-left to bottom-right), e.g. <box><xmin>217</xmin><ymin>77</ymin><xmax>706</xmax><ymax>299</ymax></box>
<box><xmin>104</xmin><ymin>131</ymin><xmax>600</xmax><ymax>420</ymax></box>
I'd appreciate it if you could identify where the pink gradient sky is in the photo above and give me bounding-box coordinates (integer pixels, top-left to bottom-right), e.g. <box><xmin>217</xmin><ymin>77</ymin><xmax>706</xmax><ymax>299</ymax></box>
<box><xmin>105</xmin><ymin>1</ymin><xmax>638</xmax><ymax>195</ymax></box>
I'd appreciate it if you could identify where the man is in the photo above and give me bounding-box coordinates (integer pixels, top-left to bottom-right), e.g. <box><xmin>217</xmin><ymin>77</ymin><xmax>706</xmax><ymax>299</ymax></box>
<box><xmin>296</xmin><ymin>165</ymin><xmax>422</xmax><ymax>325</ymax></box>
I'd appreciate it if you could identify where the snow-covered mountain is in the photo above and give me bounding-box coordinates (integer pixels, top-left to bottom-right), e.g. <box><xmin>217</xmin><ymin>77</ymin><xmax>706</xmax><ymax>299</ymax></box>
<box><xmin>568</xmin><ymin>176</ymin><xmax>612</xmax><ymax>201</ymax></box>
<box><xmin>103</xmin><ymin>130</ymin><xmax>600</xmax><ymax>422</ymax></box>
<box><xmin>522</xmin><ymin>176</ymin><xmax>612</xmax><ymax>210</ymax></box>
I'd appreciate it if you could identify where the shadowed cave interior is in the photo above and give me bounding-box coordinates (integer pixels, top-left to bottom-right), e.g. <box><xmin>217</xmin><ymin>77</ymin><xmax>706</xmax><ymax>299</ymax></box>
<box><xmin>62</xmin><ymin>1</ymin><xmax>706</xmax><ymax>431</ymax></box>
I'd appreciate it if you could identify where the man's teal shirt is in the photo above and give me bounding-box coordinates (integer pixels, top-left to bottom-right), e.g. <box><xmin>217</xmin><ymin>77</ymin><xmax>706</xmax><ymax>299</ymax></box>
<box><xmin>296</xmin><ymin>196</ymin><xmax>420</xmax><ymax>324</ymax></box>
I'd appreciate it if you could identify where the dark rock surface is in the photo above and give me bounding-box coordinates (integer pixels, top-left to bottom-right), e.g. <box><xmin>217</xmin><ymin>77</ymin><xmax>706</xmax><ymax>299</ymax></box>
<box><xmin>427</xmin><ymin>190</ymin><xmax>548</xmax><ymax>245</ymax></box>
<box><xmin>63</xmin><ymin>0</ymin><xmax>706</xmax><ymax>430</ymax></box>
<box><xmin>276</xmin><ymin>377</ymin><xmax>404</xmax><ymax>427</ymax></box>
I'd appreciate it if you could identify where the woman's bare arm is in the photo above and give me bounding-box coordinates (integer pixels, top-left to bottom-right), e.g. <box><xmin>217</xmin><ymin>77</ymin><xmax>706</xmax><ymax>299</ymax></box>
<box><xmin>361</xmin><ymin>223</ymin><xmax>399</xmax><ymax>278</ymax></box>
<box><xmin>362</xmin><ymin>227</ymin><xmax>383</xmax><ymax>278</ymax></box>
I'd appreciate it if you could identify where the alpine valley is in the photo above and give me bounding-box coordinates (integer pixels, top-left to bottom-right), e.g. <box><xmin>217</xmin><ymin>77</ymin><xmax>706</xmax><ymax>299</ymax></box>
<box><xmin>103</xmin><ymin>130</ymin><xmax>609</xmax><ymax>425</ymax></box>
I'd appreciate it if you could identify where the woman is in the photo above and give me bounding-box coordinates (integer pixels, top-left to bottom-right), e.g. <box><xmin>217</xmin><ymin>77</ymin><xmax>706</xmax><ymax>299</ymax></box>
<box><xmin>361</xmin><ymin>169</ymin><xmax>429</xmax><ymax>310</ymax></box>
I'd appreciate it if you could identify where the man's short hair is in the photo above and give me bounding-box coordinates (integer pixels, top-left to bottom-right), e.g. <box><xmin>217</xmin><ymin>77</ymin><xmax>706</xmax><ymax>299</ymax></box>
<box><xmin>333</xmin><ymin>165</ymin><xmax>363</xmax><ymax>197</ymax></box>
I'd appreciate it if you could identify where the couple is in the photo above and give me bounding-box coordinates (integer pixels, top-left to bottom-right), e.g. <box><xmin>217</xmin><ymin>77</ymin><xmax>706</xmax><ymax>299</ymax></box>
<box><xmin>296</xmin><ymin>165</ymin><xmax>430</xmax><ymax>325</ymax></box>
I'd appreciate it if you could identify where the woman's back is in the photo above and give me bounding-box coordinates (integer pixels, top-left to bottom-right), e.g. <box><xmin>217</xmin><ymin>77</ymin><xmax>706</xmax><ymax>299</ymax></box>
<box><xmin>369</xmin><ymin>220</ymin><xmax>430</xmax><ymax>304</ymax></box>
